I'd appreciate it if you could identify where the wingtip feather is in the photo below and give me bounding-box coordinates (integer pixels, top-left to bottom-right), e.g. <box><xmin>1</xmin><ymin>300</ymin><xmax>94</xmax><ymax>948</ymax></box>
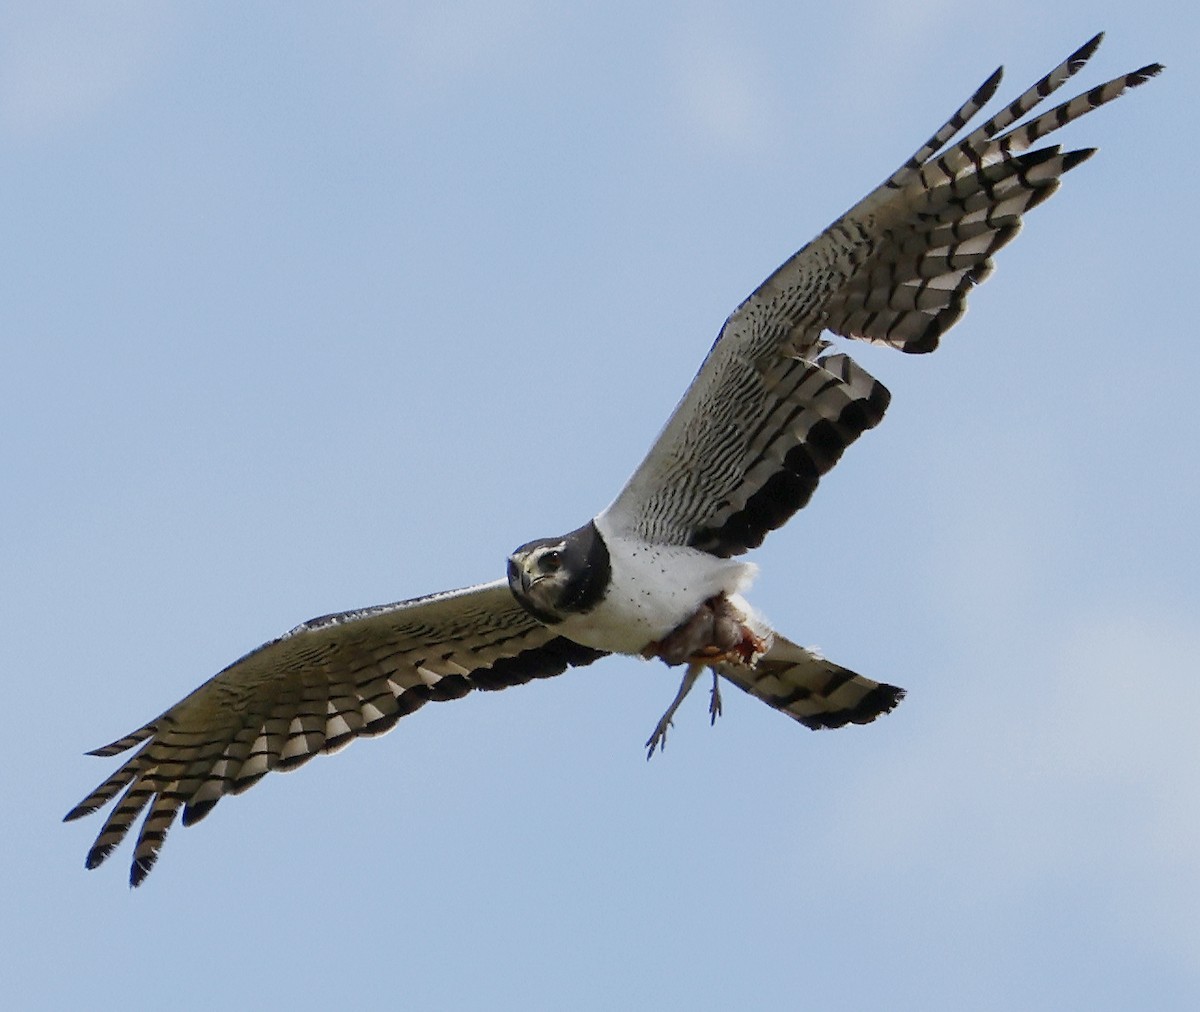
<box><xmin>1069</xmin><ymin>33</ymin><xmax>1105</xmax><ymax>72</ymax></box>
<box><xmin>976</xmin><ymin>65</ymin><xmax>1004</xmax><ymax>107</ymax></box>
<box><xmin>85</xmin><ymin>725</ymin><xmax>155</xmax><ymax>757</ymax></box>
<box><xmin>63</xmin><ymin>803</ymin><xmax>95</xmax><ymax>823</ymax></box>
<box><xmin>1128</xmin><ymin>62</ymin><xmax>1165</xmax><ymax>86</ymax></box>
<box><xmin>85</xmin><ymin>841</ymin><xmax>116</xmax><ymax>871</ymax></box>
<box><xmin>130</xmin><ymin>855</ymin><xmax>156</xmax><ymax>888</ymax></box>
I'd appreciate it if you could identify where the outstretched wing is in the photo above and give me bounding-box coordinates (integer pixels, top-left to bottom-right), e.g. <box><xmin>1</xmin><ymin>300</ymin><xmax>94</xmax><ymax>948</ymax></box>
<box><xmin>600</xmin><ymin>35</ymin><xmax>1161</xmax><ymax>558</ymax></box>
<box><xmin>65</xmin><ymin>580</ymin><xmax>606</xmax><ymax>885</ymax></box>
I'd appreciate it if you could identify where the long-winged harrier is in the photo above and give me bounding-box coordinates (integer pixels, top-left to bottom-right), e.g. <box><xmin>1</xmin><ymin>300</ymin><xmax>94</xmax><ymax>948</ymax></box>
<box><xmin>67</xmin><ymin>35</ymin><xmax>1161</xmax><ymax>885</ymax></box>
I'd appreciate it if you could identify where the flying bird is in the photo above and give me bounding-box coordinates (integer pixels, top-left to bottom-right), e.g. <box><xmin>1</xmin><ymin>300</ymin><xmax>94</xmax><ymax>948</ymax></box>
<box><xmin>67</xmin><ymin>35</ymin><xmax>1161</xmax><ymax>885</ymax></box>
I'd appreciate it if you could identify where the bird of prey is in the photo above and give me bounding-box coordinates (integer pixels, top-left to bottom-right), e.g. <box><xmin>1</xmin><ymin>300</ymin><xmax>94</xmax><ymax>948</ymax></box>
<box><xmin>67</xmin><ymin>35</ymin><xmax>1161</xmax><ymax>885</ymax></box>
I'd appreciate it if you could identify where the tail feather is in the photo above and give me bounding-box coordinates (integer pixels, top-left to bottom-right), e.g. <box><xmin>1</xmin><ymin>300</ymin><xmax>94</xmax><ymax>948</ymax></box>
<box><xmin>716</xmin><ymin>634</ymin><xmax>903</xmax><ymax>730</ymax></box>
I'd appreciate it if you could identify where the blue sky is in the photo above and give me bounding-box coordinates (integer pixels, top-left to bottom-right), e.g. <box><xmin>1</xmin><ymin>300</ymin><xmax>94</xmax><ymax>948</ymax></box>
<box><xmin>5</xmin><ymin>3</ymin><xmax>1196</xmax><ymax>1009</ymax></box>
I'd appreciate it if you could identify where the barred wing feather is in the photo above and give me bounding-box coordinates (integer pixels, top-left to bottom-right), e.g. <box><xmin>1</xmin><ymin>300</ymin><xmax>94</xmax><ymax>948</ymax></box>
<box><xmin>600</xmin><ymin>35</ymin><xmax>1162</xmax><ymax>557</ymax></box>
<box><xmin>65</xmin><ymin>580</ymin><xmax>605</xmax><ymax>886</ymax></box>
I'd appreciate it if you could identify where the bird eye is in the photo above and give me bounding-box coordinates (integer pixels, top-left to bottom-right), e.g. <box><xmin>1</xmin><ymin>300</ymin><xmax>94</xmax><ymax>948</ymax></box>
<box><xmin>538</xmin><ymin>550</ymin><xmax>563</xmax><ymax>573</ymax></box>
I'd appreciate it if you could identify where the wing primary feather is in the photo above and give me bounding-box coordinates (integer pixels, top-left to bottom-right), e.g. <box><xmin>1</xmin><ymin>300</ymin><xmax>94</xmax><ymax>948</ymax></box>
<box><xmin>67</xmin><ymin>582</ymin><xmax>606</xmax><ymax>884</ymax></box>
<box><xmin>598</xmin><ymin>39</ymin><xmax>1158</xmax><ymax>552</ymax></box>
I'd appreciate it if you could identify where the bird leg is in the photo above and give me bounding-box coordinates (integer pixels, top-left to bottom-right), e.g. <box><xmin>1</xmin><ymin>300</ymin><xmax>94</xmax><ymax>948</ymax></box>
<box><xmin>709</xmin><ymin>668</ymin><xmax>723</xmax><ymax>725</ymax></box>
<box><xmin>645</xmin><ymin>661</ymin><xmax>705</xmax><ymax>759</ymax></box>
<box><xmin>642</xmin><ymin>595</ymin><xmax>766</xmax><ymax>757</ymax></box>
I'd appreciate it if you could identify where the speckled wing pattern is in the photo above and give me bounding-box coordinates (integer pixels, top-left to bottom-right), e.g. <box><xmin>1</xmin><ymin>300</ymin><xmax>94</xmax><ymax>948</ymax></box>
<box><xmin>65</xmin><ymin>581</ymin><xmax>605</xmax><ymax>885</ymax></box>
<box><xmin>600</xmin><ymin>35</ymin><xmax>1161</xmax><ymax>560</ymax></box>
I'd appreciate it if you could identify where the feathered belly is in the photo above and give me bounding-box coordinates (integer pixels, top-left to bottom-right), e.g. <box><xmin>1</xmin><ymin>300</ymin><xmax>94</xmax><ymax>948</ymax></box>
<box><xmin>556</xmin><ymin>537</ymin><xmax>758</xmax><ymax>656</ymax></box>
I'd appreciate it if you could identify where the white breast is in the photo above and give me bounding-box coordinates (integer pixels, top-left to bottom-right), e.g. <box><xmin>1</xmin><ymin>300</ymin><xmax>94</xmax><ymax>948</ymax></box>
<box><xmin>556</xmin><ymin>517</ymin><xmax>758</xmax><ymax>656</ymax></box>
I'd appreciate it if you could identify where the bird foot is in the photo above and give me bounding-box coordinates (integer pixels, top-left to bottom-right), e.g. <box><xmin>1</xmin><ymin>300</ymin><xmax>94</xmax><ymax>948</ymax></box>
<box><xmin>644</xmin><ymin>663</ymin><xmax>726</xmax><ymax>758</ymax></box>
<box><xmin>645</xmin><ymin>662</ymin><xmax>704</xmax><ymax>759</ymax></box>
<box><xmin>644</xmin><ymin>714</ymin><xmax>673</xmax><ymax>759</ymax></box>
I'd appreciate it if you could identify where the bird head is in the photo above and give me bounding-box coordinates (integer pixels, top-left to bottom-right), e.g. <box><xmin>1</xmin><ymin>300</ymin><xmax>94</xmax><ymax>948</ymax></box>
<box><xmin>507</xmin><ymin>521</ymin><xmax>610</xmax><ymax>623</ymax></box>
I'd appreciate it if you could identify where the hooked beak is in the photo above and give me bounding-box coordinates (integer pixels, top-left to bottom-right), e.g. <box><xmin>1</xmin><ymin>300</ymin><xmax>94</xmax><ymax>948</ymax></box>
<box><xmin>507</xmin><ymin>555</ymin><xmax>533</xmax><ymax>594</ymax></box>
